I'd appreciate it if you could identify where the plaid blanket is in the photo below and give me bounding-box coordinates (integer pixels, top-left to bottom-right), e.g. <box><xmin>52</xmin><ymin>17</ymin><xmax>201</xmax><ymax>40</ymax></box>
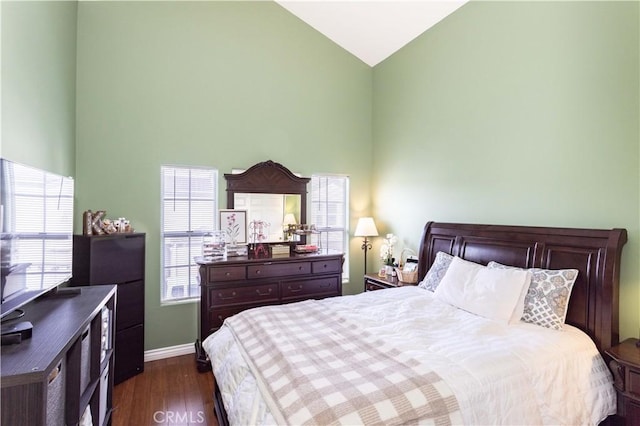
<box><xmin>224</xmin><ymin>299</ymin><xmax>461</xmax><ymax>426</ymax></box>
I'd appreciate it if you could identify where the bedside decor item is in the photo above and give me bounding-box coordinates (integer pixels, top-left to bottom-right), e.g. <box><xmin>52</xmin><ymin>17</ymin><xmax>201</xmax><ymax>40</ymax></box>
<box><xmin>252</xmin><ymin>243</ymin><xmax>270</xmax><ymax>259</ymax></box>
<box><xmin>354</xmin><ymin>217</ymin><xmax>378</xmax><ymax>275</ymax></box>
<box><xmin>396</xmin><ymin>263</ymin><xmax>418</xmax><ymax>284</ymax></box>
<box><xmin>293</xmin><ymin>244</ymin><xmax>318</xmax><ymax>254</ymax></box>
<box><xmin>271</xmin><ymin>244</ymin><xmax>290</xmax><ymax>257</ymax></box>
<box><xmin>396</xmin><ymin>248</ymin><xmax>419</xmax><ymax>283</ymax></box>
<box><xmin>380</xmin><ymin>233</ymin><xmax>398</xmax><ymax>277</ymax></box>
<box><xmin>283</xmin><ymin>213</ymin><xmax>297</xmax><ymax>241</ymax></box>
<box><xmin>82</xmin><ymin>210</ymin><xmax>134</xmax><ymax>235</ymax></box>
<box><xmin>219</xmin><ymin>209</ymin><xmax>247</xmax><ymax>244</ymax></box>
<box><xmin>83</xmin><ymin>210</ymin><xmax>106</xmax><ymax>235</ymax></box>
<box><xmin>247</xmin><ymin>220</ymin><xmax>270</xmax><ymax>258</ymax></box>
<box><xmin>380</xmin><ymin>233</ymin><xmax>397</xmax><ymax>265</ymax></box>
<box><xmin>226</xmin><ymin>244</ymin><xmax>248</xmax><ymax>257</ymax></box>
<box><xmin>248</xmin><ymin>220</ymin><xmax>269</xmax><ymax>245</ymax></box>
<box><xmin>202</xmin><ymin>231</ymin><xmax>226</xmax><ymax>259</ymax></box>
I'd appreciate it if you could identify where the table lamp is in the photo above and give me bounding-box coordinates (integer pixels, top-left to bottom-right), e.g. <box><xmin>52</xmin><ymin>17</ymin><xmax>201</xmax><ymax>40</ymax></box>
<box><xmin>354</xmin><ymin>217</ymin><xmax>378</xmax><ymax>275</ymax></box>
<box><xmin>283</xmin><ymin>213</ymin><xmax>297</xmax><ymax>241</ymax></box>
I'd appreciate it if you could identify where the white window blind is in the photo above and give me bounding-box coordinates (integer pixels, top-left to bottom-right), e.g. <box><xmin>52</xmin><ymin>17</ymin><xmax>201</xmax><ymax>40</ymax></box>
<box><xmin>310</xmin><ymin>175</ymin><xmax>349</xmax><ymax>281</ymax></box>
<box><xmin>161</xmin><ymin>165</ymin><xmax>217</xmax><ymax>303</ymax></box>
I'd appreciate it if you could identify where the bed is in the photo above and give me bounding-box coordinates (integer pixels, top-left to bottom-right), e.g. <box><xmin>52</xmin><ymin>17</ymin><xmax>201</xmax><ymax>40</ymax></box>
<box><xmin>203</xmin><ymin>221</ymin><xmax>627</xmax><ymax>425</ymax></box>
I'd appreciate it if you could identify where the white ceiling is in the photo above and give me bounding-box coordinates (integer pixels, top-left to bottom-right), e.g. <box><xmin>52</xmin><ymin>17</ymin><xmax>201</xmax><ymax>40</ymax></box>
<box><xmin>275</xmin><ymin>0</ymin><xmax>468</xmax><ymax>67</ymax></box>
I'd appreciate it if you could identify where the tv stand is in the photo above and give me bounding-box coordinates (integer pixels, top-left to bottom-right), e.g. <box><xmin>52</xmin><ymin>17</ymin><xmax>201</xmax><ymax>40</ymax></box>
<box><xmin>48</xmin><ymin>286</ymin><xmax>82</xmax><ymax>297</ymax></box>
<box><xmin>1</xmin><ymin>285</ymin><xmax>116</xmax><ymax>426</ymax></box>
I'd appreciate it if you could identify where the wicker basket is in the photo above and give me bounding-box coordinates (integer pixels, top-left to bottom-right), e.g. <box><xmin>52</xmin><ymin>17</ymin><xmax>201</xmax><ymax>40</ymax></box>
<box><xmin>395</xmin><ymin>267</ymin><xmax>418</xmax><ymax>284</ymax></box>
<box><xmin>396</xmin><ymin>248</ymin><xmax>418</xmax><ymax>283</ymax></box>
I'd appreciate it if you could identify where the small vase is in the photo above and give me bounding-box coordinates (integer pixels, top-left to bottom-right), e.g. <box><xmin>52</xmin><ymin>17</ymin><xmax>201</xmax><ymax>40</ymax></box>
<box><xmin>385</xmin><ymin>265</ymin><xmax>394</xmax><ymax>277</ymax></box>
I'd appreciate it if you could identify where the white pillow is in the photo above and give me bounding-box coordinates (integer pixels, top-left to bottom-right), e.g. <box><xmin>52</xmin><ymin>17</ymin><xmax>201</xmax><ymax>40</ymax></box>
<box><xmin>510</xmin><ymin>273</ymin><xmax>530</xmax><ymax>324</ymax></box>
<box><xmin>434</xmin><ymin>257</ymin><xmax>532</xmax><ymax>324</ymax></box>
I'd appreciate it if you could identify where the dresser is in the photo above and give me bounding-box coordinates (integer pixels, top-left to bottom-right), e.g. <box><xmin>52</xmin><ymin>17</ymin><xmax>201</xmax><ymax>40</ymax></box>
<box><xmin>196</xmin><ymin>250</ymin><xmax>343</xmax><ymax>370</ymax></box>
<box><xmin>72</xmin><ymin>233</ymin><xmax>145</xmax><ymax>384</ymax></box>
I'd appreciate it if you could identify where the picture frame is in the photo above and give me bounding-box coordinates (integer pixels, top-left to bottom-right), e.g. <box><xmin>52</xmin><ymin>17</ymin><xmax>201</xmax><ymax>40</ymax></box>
<box><xmin>219</xmin><ymin>209</ymin><xmax>247</xmax><ymax>244</ymax></box>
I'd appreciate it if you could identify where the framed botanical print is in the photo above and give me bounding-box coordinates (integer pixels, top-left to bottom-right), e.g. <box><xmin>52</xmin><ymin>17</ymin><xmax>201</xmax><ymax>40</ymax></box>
<box><xmin>219</xmin><ymin>209</ymin><xmax>247</xmax><ymax>244</ymax></box>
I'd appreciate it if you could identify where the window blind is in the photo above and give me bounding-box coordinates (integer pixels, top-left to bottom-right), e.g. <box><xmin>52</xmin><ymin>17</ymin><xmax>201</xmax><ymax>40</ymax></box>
<box><xmin>310</xmin><ymin>175</ymin><xmax>349</xmax><ymax>281</ymax></box>
<box><xmin>161</xmin><ymin>166</ymin><xmax>217</xmax><ymax>303</ymax></box>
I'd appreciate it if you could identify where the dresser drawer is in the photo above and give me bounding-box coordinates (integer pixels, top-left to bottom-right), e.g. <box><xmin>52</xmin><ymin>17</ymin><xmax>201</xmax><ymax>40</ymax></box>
<box><xmin>625</xmin><ymin>398</ymin><xmax>640</xmax><ymax>425</ymax></box>
<box><xmin>210</xmin><ymin>283</ymin><xmax>279</xmax><ymax>306</ymax></box>
<box><xmin>629</xmin><ymin>369</ymin><xmax>640</xmax><ymax>398</ymax></box>
<box><xmin>115</xmin><ymin>280</ymin><xmax>144</xmax><ymax>331</ymax></box>
<box><xmin>247</xmin><ymin>261</ymin><xmax>311</xmax><ymax>279</ymax></box>
<box><xmin>281</xmin><ymin>276</ymin><xmax>339</xmax><ymax>300</ymax></box>
<box><xmin>365</xmin><ymin>281</ymin><xmax>387</xmax><ymax>291</ymax></box>
<box><xmin>208</xmin><ymin>302</ymin><xmax>275</xmax><ymax>330</ymax></box>
<box><xmin>312</xmin><ymin>258</ymin><xmax>342</xmax><ymax>274</ymax></box>
<box><xmin>207</xmin><ymin>266</ymin><xmax>246</xmax><ymax>283</ymax></box>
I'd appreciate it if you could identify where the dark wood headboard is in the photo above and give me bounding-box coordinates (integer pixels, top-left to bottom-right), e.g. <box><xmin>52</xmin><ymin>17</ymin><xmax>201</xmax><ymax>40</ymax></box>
<box><xmin>417</xmin><ymin>222</ymin><xmax>627</xmax><ymax>352</ymax></box>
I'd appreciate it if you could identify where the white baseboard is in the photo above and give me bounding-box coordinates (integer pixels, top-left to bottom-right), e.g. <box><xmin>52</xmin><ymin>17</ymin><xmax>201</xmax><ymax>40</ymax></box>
<box><xmin>144</xmin><ymin>343</ymin><xmax>195</xmax><ymax>362</ymax></box>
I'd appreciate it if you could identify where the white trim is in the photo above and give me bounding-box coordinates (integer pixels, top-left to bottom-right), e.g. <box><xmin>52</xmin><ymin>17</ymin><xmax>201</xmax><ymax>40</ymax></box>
<box><xmin>144</xmin><ymin>343</ymin><xmax>195</xmax><ymax>362</ymax></box>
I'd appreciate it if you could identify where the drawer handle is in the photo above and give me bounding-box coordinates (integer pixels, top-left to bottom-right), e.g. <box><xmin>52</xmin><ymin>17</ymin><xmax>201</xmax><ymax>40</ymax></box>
<box><xmin>255</xmin><ymin>270</ymin><xmax>261</xmax><ymax>275</ymax></box>
<box><xmin>225</xmin><ymin>272</ymin><xmax>232</xmax><ymax>277</ymax></box>
<box><xmin>256</xmin><ymin>288</ymin><xmax>272</xmax><ymax>296</ymax></box>
<box><xmin>288</xmin><ymin>284</ymin><xmax>303</xmax><ymax>292</ymax></box>
<box><xmin>218</xmin><ymin>291</ymin><xmax>237</xmax><ymax>300</ymax></box>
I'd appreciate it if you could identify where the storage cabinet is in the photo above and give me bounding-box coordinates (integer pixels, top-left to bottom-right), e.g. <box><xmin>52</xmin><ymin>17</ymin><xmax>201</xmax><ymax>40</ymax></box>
<box><xmin>606</xmin><ymin>338</ymin><xmax>640</xmax><ymax>426</ymax></box>
<box><xmin>72</xmin><ymin>233</ymin><xmax>145</xmax><ymax>384</ymax></box>
<box><xmin>196</xmin><ymin>251</ymin><xmax>343</xmax><ymax>370</ymax></box>
<box><xmin>1</xmin><ymin>285</ymin><xmax>116</xmax><ymax>426</ymax></box>
<box><xmin>363</xmin><ymin>273</ymin><xmax>418</xmax><ymax>291</ymax></box>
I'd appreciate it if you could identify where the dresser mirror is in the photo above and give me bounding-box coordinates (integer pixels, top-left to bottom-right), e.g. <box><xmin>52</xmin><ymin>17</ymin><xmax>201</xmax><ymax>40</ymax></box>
<box><xmin>233</xmin><ymin>193</ymin><xmax>301</xmax><ymax>242</ymax></box>
<box><xmin>225</xmin><ymin>160</ymin><xmax>310</xmax><ymax>244</ymax></box>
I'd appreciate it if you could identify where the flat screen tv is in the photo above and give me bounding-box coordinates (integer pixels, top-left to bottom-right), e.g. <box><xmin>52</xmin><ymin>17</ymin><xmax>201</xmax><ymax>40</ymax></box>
<box><xmin>0</xmin><ymin>158</ymin><xmax>74</xmax><ymax>320</ymax></box>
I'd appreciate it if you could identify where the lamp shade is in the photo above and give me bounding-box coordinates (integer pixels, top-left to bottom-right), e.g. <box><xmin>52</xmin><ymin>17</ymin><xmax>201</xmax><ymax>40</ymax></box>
<box><xmin>283</xmin><ymin>213</ymin><xmax>297</xmax><ymax>226</ymax></box>
<box><xmin>354</xmin><ymin>217</ymin><xmax>378</xmax><ymax>237</ymax></box>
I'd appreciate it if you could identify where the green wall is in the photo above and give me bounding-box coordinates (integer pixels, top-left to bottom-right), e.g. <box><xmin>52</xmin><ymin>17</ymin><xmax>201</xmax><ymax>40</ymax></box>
<box><xmin>74</xmin><ymin>1</ymin><xmax>372</xmax><ymax>350</ymax></box>
<box><xmin>1</xmin><ymin>1</ymin><xmax>77</xmax><ymax>177</ymax></box>
<box><xmin>3</xmin><ymin>0</ymin><xmax>639</xmax><ymax>349</ymax></box>
<box><xmin>373</xmin><ymin>1</ymin><xmax>640</xmax><ymax>340</ymax></box>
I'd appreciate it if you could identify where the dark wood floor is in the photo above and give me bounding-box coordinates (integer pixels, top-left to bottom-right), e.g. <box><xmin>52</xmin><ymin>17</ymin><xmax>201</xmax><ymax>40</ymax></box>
<box><xmin>112</xmin><ymin>355</ymin><xmax>219</xmax><ymax>426</ymax></box>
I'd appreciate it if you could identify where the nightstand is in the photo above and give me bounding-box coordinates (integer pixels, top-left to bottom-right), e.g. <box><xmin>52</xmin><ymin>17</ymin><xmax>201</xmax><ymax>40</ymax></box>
<box><xmin>364</xmin><ymin>273</ymin><xmax>417</xmax><ymax>291</ymax></box>
<box><xmin>606</xmin><ymin>338</ymin><xmax>640</xmax><ymax>426</ymax></box>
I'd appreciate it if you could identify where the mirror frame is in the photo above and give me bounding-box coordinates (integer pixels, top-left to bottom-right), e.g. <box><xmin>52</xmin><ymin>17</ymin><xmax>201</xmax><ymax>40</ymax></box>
<box><xmin>225</xmin><ymin>160</ymin><xmax>310</xmax><ymax>243</ymax></box>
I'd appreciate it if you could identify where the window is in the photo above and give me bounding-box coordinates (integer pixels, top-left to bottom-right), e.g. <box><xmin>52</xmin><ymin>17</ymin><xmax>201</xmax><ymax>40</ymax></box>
<box><xmin>309</xmin><ymin>175</ymin><xmax>349</xmax><ymax>281</ymax></box>
<box><xmin>161</xmin><ymin>165</ymin><xmax>217</xmax><ymax>303</ymax></box>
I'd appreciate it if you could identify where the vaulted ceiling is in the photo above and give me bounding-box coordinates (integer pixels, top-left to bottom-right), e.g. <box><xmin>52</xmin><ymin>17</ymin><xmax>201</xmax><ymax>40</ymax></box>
<box><xmin>275</xmin><ymin>1</ymin><xmax>468</xmax><ymax>67</ymax></box>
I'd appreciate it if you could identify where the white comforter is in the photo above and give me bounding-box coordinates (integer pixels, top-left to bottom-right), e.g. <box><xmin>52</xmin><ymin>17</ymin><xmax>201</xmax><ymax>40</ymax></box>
<box><xmin>203</xmin><ymin>286</ymin><xmax>616</xmax><ymax>425</ymax></box>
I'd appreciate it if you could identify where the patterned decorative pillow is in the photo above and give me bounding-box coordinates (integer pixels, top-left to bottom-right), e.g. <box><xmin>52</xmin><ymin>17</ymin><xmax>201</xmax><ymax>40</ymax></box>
<box><xmin>487</xmin><ymin>261</ymin><xmax>578</xmax><ymax>330</ymax></box>
<box><xmin>418</xmin><ymin>251</ymin><xmax>454</xmax><ymax>292</ymax></box>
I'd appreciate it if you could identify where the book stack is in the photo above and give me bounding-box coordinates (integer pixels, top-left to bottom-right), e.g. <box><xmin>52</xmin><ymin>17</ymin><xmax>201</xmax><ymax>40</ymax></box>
<box><xmin>227</xmin><ymin>244</ymin><xmax>248</xmax><ymax>257</ymax></box>
<box><xmin>271</xmin><ymin>245</ymin><xmax>290</xmax><ymax>257</ymax></box>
